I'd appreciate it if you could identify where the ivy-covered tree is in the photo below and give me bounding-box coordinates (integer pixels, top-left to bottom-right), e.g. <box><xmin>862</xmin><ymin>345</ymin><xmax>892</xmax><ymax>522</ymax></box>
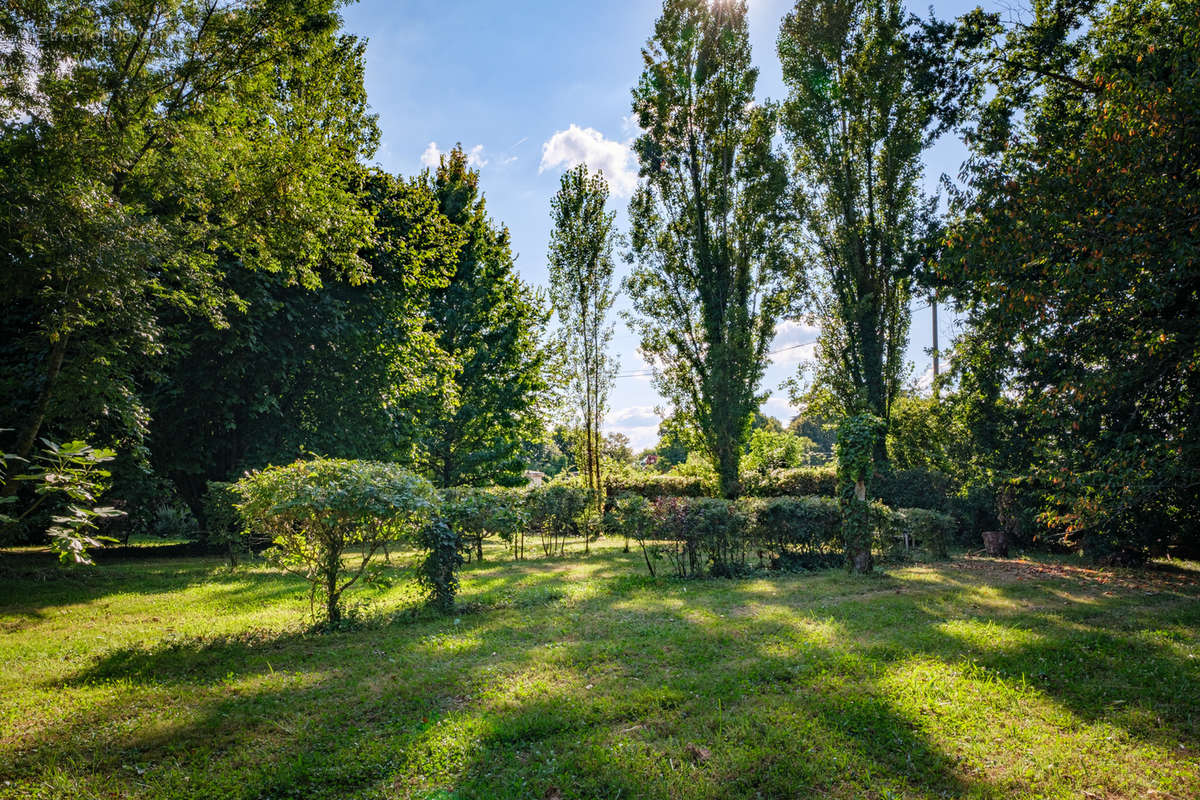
<box><xmin>0</xmin><ymin>1</ymin><xmax>377</xmax><ymax>468</ymax></box>
<box><xmin>422</xmin><ymin>146</ymin><xmax>550</xmax><ymax>488</ymax></box>
<box><xmin>625</xmin><ymin>0</ymin><xmax>801</xmax><ymax>498</ymax></box>
<box><xmin>940</xmin><ymin>0</ymin><xmax>1200</xmax><ymax>559</ymax></box>
<box><xmin>778</xmin><ymin>0</ymin><xmax>944</xmax><ymax>464</ymax></box>
<box><xmin>547</xmin><ymin>165</ymin><xmax>619</xmax><ymax>511</ymax></box>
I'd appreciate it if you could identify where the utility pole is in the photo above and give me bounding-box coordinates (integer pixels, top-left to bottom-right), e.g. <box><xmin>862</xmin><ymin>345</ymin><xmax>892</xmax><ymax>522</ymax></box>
<box><xmin>931</xmin><ymin>292</ymin><xmax>939</xmax><ymax>399</ymax></box>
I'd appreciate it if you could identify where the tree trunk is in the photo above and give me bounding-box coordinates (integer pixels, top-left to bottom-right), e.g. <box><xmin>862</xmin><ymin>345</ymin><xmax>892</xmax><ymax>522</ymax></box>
<box><xmin>849</xmin><ymin>546</ymin><xmax>873</xmax><ymax>574</ymax></box>
<box><xmin>715</xmin><ymin>435</ymin><xmax>741</xmax><ymax>500</ymax></box>
<box><xmin>858</xmin><ymin>306</ymin><xmax>890</xmax><ymax>467</ymax></box>
<box><xmin>326</xmin><ymin>583</ymin><xmax>340</xmax><ymax>624</ymax></box>
<box><xmin>325</xmin><ymin>546</ymin><xmax>341</xmax><ymax>624</ymax></box>
<box><xmin>10</xmin><ymin>334</ymin><xmax>69</xmax><ymax>462</ymax></box>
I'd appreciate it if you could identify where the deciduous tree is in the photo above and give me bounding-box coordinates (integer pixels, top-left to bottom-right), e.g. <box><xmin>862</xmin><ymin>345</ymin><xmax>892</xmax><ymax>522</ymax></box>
<box><xmin>547</xmin><ymin>165</ymin><xmax>619</xmax><ymax>512</ymax></box>
<box><xmin>625</xmin><ymin>0</ymin><xmax>800</xmax><ymax>498</ymax></box>
<box><xmin>422</xmin><ymin>146</ymin><xmax>550</xmax><ymax>488</ymax></box>
<box><xmin>778</xmin><ymin>0</ymin><xmax>944</xmax><ymax>464</ymax></box>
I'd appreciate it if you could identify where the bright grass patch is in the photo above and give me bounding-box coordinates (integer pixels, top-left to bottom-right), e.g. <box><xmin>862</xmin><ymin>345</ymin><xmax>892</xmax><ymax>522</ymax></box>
<box><xmin>0</xmin><ymin>542</ymin><xmax>1197</xmax><ymax>799</ymax></box>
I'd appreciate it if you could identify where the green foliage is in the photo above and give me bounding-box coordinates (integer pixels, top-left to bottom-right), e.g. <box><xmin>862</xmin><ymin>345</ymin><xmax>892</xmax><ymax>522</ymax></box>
<box><xmin>548</xmin><ymin>165</ymin><xmax>620</xmax><ymax>512</ymax></box>
<box><xmin>666</xmin><ymin>452</ymin><xmax>720</xmax><ymax>496</ymax></box>
<box><xmin>780</xmin><ymin>0</ymin><xmax>945</xmax><ymax>463</ymax></box>
<box><xmin>0</xmin><ymin>1</ymin><xmax>378</xmax><ymax>468</ymax></box>
<box><xmin>525</xmin><ymin>484</ymin><xmax>594</xmax><ymax>558</ymax></box>
<box><xmin>886</xmin><ymin>396</ymin><xmax>952</xmax><ymax>472</ymax></box>
<box><xmin>887</xmin><ymin>507</ymin><xmax>955</xmax><ymax>560</ymax></box>
<box><xmin>837</xmin><ymin>414</ymin><xmax>887</xmax><ymax>573</ymax></box>
<box><xmin>202</xmin><ymin>481</ymin><xmax>249</xmax><ymax>567</ymax></box>
<box><xmin>874</xmin><ymin>468</ymin><xmax>953</xmax><ymax>514</ymax></box>
<box><xmin>647</xmin><ymin>412</ymin><xmax>696</xmax><ymax>472</ymax></box>
<box><xmin>741</xmin><ymin>466</ymin><xmax>839</xmax><ymax>498</ymax></box>
<box><xmin>739</xmin><ymin>495</ymin><xmax>843</xmax><ymax>570</ymax></box>
<box><xmin>940</xmin><ymin>0</ymin><xmax>1200</xmax><ymax>560</ymax></box>
<box><xmin>146</xmin><ymin>171</ymin><xmax>463</xmax><ymax>510</ymax></box>
<box><xmin>416</xmin><ymin>518</ymin><xmax>464</xmax><ymax>613</ymax></box>
<box><xmin>4</xmin><ymin>439</ymin><xmax>123</xmax><ymax>564</ymax></box>
<box><xmin>787</xmin><ymin>411</ymin><xmax>838</xmax><ymax>459</ymax></box>
<box><xmin>422</xmin><ymin>146</ymin><xmax>550</xmax><ymax>488</ymax></box>
<box><xmin>625</xmin><ymin>0</ymin><xmax>802</xmax><ymax>498</ymax></box>
<box><xmin>235</xmin><ymin>458</ymin><xmax>437</xmax><ymax>624</ymax></box>
<box><xmin>740</xmin><ymin>428</ymin><xmax>816</xmax><ymax>475</ymax></box>
<box><xmin>440</xmin><ymin>486</ymin><xmax>527</xmax><ymax>563</ymax></box>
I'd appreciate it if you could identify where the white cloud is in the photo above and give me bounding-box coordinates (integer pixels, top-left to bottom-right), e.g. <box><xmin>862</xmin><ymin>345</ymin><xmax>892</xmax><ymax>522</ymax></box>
<box><xmin>762</xmin><ymin>394</ymin><xmax>799</xmax><ymax>422</ymax></box>
<box><xmin>605</xmin><ymin>405</ymin><xmax>662</xmax><ymax>452</ymax></box>
<box><xmin>420</xmin><ymin>141</ymin><xmax>488</xmax><ymax>169</ymax></box>
<box><xmin>466</xmin><ymin>144</ymin><xmax>488</xmax><ymax>167</ymax></box>
<box><xmin>915</xmin><ymin>353</ymin><xmax>953</xmax><ymax>394</ymax></box>
<box><xmin>770</xmin><ymin>319</ymin><xmax>821</xmax><ymax>366</ymax></box>
<box><xmin>539</xmin><ymin>124</ymin><xmax>638</xmax><ymax>197</ymax></box>
<box><xmin>420</xmin><ymin>141</ymin><xmax>442</xmax><ymax>168</ymax></box>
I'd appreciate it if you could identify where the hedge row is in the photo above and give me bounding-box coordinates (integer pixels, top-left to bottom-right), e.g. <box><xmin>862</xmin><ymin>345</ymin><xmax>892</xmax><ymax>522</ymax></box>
<box><xmin>607</xmin><ymin>493</ymin><xmax>953</xmax><ymax>578</ymax></box>
<box><xmin>607</xmin><ymin>466</ymin><xmax>952</xmax><ymax>513</ymax></box>
<box><xmin>604</xmin><ymin>473</ymin><xmax>707</xmax><ymax>500</ymax></box>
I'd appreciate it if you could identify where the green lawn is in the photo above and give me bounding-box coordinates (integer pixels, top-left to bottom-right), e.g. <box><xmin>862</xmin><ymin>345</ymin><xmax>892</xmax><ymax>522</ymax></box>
<box><xmin>1</xmin><ymin>541</ymin><xmax>1197</xmax><ymax>800</ymax></box>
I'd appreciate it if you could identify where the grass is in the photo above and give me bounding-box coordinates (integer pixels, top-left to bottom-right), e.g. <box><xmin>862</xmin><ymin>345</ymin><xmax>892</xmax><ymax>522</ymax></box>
<box><xmin>1</xmin><ymin>540</ymin><xmax>1198</xmax><ymax>800</ymax></box>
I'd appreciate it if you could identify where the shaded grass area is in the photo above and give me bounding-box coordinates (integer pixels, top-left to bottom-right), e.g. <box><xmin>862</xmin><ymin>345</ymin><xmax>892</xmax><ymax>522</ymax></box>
<box><xmin>1</xmin><ymin>541</ymin><xmax>1198</xmax><ymax>799</ymax></box>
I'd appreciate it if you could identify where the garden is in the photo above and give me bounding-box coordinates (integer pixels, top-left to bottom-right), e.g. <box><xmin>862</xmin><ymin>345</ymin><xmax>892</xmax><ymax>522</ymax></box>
<box><xmin>3</xmin><ymin>539</ymin><xmax>1198</xmax><ymax>799</ymax></box>
<box><xmin>2</xmin><ymin>0</ymin><xmax>1198</xmax><ymax>797</ymax></box>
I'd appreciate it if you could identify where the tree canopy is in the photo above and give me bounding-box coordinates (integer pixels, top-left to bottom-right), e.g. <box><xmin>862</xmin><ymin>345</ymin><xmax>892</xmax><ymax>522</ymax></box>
<box><xmin>625</xmin><ymin>0</ymin><xmax>802</xmax><ymax>498</ymax></box>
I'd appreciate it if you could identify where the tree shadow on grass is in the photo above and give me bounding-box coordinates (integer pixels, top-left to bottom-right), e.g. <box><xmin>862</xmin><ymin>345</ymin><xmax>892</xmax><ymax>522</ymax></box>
<box><xmin>6</xmin><ymin>554</ymin><xmax>1198</xmax><ymax>799</ymax></box>
<box><xmin>5</xmin><ymin>572</ymin><xmax>1007</xmax><ymax>800</ymax></box>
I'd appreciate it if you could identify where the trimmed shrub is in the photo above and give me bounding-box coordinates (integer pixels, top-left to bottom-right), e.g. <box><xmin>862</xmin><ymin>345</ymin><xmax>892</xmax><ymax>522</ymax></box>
<box><xmin>606</xmin><ymin>493</ymin><xmax>660</xmax><ymax>576</ymax></box>
<box><xmin>742</xmin><ymin>466</ymin><xmax>839</xmax><ymax>498</ymax></box>
<box><xmin>651</xmin><ymin>496</ymin><xmax>750</xmax><ymax>578</ymax></box>
<box><xmin>235</xmin><ymin>458</ymin><xmax>437</xmax><ymax>624</ymax></box>
<box><xmin>525</xmin><ymin>484</ymin><xmax>593</xmax><ymax>557</ymax></box>
<box><xmin>740</xmin><ymin>495</ymin><xmax>842</xmax><ymax>570</ymax></box>
<box><xmin>440</xmin><ymin>486</ymin><xmax>526</xmax><ymax>562</ymax></box>
<box><xmin>604</xmin><ymin>472</ymin><xmax>707</xmax><ymax>503</ymax></box>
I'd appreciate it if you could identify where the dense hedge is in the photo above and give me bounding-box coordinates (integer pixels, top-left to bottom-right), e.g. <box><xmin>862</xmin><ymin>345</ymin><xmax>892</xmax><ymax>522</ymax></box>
<box><xmin>739</xmin><ymin>496</ymin><xmax>843</xmax><ymax>570</ymax></box>
<box><xmin>875</xmin><ymin>468</ymin><xmax>953</xmax><ymax>513</ymax></box>
<box><xmin>602</xmin><ymin>473</ymin><xmax>707</xmax><ymax>502</ymax></box>
<box><xmin>605</xmin><ymin>492</ymin><xmax>954</xmax><ymax>577</ymax></box>
<box><xmin>601</xmin><ymin>466</ymin><xmax>953</xmax><ymax>517</ymax></box>
<box><xmin>741</xmin><ymin>466</ymin><xmax>839</xmax><ymax>498</ymax></box>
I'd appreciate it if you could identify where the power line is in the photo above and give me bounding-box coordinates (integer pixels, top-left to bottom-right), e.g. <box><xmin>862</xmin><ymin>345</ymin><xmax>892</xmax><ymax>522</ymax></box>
<box><xmin>613</xmin><ymin>338</ymin><xmax>819</xmax><ymax>379</ymax></box>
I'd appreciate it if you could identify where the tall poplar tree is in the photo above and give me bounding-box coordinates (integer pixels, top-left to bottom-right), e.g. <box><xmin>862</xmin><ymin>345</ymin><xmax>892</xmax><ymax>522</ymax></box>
<box><xmin>625</xmin><ymin>0</ymin><xmax>800</xmax><ymax>498</ymax></box>
<box><xmin>422</xmin><ymin>146</ymin><xmax>550</xmax><ymax>488</ymax></box>
<box><xmin>547</xmin><ymin>166</ymin><xmax>619</xmax><ymax>515</ymax></box>
<box><xmin>778</xmin><ymin>0</ymin><xmax>943</xmax><ymax>465</ymax></box>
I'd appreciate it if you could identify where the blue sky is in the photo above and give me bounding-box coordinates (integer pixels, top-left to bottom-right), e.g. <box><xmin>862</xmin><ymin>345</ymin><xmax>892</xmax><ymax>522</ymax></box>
<box><xmin>340</xmin><ymin>0</ymin><xmax>985</xmax><ymax>450</ymax></box>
